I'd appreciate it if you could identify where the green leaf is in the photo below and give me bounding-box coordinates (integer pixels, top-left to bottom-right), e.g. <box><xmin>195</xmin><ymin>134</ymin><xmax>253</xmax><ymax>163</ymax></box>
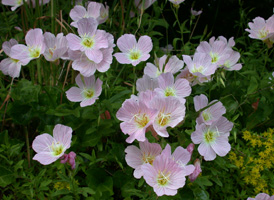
<box><xmin>79</xmin><ymin>187</ymin><xmax>95</xmax><ymax>197</ymax></box>
<box><xmin>195</xmin><ymin>176</ymin><xmax>213</xmax><ymax>187</ymax></box>
<box><xmin>86</xmin><ymin>168</ymin><xmax>113</xmax><ymax>196</ymax></box>
<box><xmin>11</xmin><ymin>79</ymin><xmax>41</xmax><ymax>104</ymax></box>
<box><xmin>46</xmin><ymin>104</ymin><xmax>81</xmax><ymax>117</ymax></box>
<box><xmin>0</xmin><ymin>166</ymin><xmax>14</xmax><ymax>187</ymax></box>
<box><xmin>247</xmin><ymin>76</ymin><xmax>258</xmax><ymax>94</ymax></box>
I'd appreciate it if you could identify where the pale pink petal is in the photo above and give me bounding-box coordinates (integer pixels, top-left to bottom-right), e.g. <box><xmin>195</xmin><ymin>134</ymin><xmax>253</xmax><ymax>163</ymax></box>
<box><xmin>32</xmin><ymin>133</ymin><xmax>54</xmax><ymax>153</ymax></box>
<box><xmin>25</xmin><ymin>28</ymin><xmax>44</xmax><ymax>48</ymax></box>
<box><xmin>66</xmin><ymin>34</ymin><xmax>82</xmax><ymax>51</ymax></box>
<box><xmin>125</xmin><ymin>145</ymin><xmax>143</xmax><ymax>168</ymax></box>
<box><xmin>87</xmin><ymin>2</ymin><xmax>101</xmax><ymax>19</ymax></box>
<box><xmin>174</xmin><ymin>78</ymin><xmax>191</xmax><ymax>98</ymax></box>
<box><xmin>10</xmin><ymin>44</ymin><xmax>31</xmax><ymax>66</ymax></box>
<box><xmin>113</xmin><ymin>52</ymin><xmax>132</xmax><ymax>64</ymax></box>
<box><xmin>85</xmin><ymin>49</ymin><xmax>103</xmax><ymax>63</ymax></box>
<box><xmin>144</xmin><ymin>63</ymin><xmax>158</xmax><ymax>78</ymax></box>
<box><xmin>53</xmin><ymin>124</ymin><xmax>72</xmax><ymax>149</ymax></box>
<box><xmin>94</xmin><ymin>78</ymin><xmax>103</xmax><ymax>96</ymax></box>
<box><xmin>33</xmin><ymin>152</ymin><xmax>59</xmax><ymax>165</ymax></box>
<box><xmin>194</xmin><ymin>94</ymin><xmax>208</xmax><ymax>112</ymax></box>
<box><xmin>211</xmin><ymin>137</ymin><xmax>231</xmax><ymax>157</ymax></box>
<box><xmin>77</xmin><ymin>18</ymin><xmax>98</xmax><ymax>37</ymax></box>
<box><xmin>2</xmin><ymin>39</ymin><xmax>18</xmax><ymax>56</ymax></box>
<box><xmin>198</xmin><ymin>142</ymin><xmax>216</xmax><ymax>161</ymax></box>
<box><xmin>66</xmin><ymin>87</ymin><xmax>83</xmax><ymax>102</ymax></box>
<box><xmin>117</xmin><ymin>34</ymin><xmax>136</xmax><ymax>52</ymax></box>
<box><xmin>0</xmin><ymin>58</ymin><xmax>21</xmax><ymax>78</ymax></box>
<box><xmin>75</xmin><ymin>73</ymin><xmax>84</xmax><ymax>88</ymax></box>
<box><xmin>212</xmin><ymin>116</ymin><xmax>233</xmax><ymax>133</ymax></box>
<box><xmin>158</xmin><ymin>73</ymin><xmax>174</xmax><ymax>89</ymax></box>
<box><xmin>80</xmin><ymin>98</ymin><xmax>96</xmax><ymax>107</ymax></box>
<box><xmin>137</xmin><ymin>35</ymin><xmax>153</xmax><ymax>54</ymax></box>
<box><xmin>69</xmin><ymin>5</ymin><xmax>86</xmax><ymax>22</ymax></box>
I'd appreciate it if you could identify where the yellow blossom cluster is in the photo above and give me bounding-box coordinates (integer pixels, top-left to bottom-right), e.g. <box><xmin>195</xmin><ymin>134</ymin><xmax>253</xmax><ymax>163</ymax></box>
<box><xmin>229</xmin><ymin>129</ymin><xmax>274</xmax><ymax>194</ymax></box>
<box><xmin>54</xmin><ymin>182</ymin><xmax>71</xmax><ymax>190</ymax></box>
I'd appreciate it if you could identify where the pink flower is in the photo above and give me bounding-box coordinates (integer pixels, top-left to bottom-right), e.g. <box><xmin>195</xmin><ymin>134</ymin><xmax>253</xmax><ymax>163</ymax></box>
<box><xmin>65</xmin><ymin>74</ymin><xmax>102</xmax><ymax>107</ymax></box>
<box><xmin>116</xmin><ymin>98</ymin><xmax>158</xmax><ymax>143</ymax></box>
<box><xmin>222</xmin><ymin>51</ymin><xmax>242</xmax><ymax>71</ymax></box>
<box><xmin>141</xmin><ymin>153</ymin><xmax>186</xmax><ymax>196</ymax></box>
<box><xmin>191</xmin><ymin>116</ymin><xmax>233</xmax><ymax>161</ymax></box>
<box><xmin>194</xmin><ymin>94</ymin><xmax>226</xmax><ymax>125</ymax></box>
<box><xmin>161</xmin><ymin>144</ymin><xmax>195</xmax><ymax>176</ymax></box>
<box><xmin>160</xmin><ymin>44</ymin><xmax>173</xmax><ymax>54</ymax></box>
<box><xmin>69</xmin><ymin>2</ymin><xmax>107</xmax><ymax>27</ymax></box>
<box><xmin>189</xmin><ymin>159</ymin><xmax>202</xmax><ymax>182</ymax></box>
<box><xmin>125</xmin><ymin>140</ymin><xmax>162</xmax><ymax>178</ymax></box>
<box><xmin>114</xmin><ymin>34</ymin><xmax>153</xmax><ymax>66</ymax></box>
<box><xmin>247</xmin><ymin>193</ymin><xmax>274</xmax><ymax>200</ymax></box>
<box><xmin>196</xmin><ymin>40</ymin><xmax>230</xmax><ymax>66</ymax></box>
<box><xmin>150</xmin><ymin>97</ymin><xmax>186</xmax><ymax>137</ymax></box>
<box><xmin>191</xmin><ymin>8</ymin><xmax>202</xmax><ymax>16</ymax></box>
<box><xmin>144</xmin><ymin>55</ymin><xmax>184</xmax><ymax>78</ymax></box>
<box><xmin>10</xmin><ymin>28</ymin><xmax>45</xmax><ymax>65</ymax></box>
<box><xmin>43</xmin><ymin>32</ymin><xmax>68</xmax><ymax>62</ymax></box>
<box><xmin>2</xmin><ymin>0</ymin><xmax>23</xmax><ymax>11</ymax></box>
<box><xmin>186</xmin><ymin>143</ymin><xmax>195</xmax><ymax>155</ymax></box>
<box><xmin>0</xmin><ymin>39</ymin><xmax>22</xmax><ymax>78</ymax></box>
<box><xmin>66</xmin><ymin>18</ymin><xmax>109</xmax><ymax>63</ymax></box>
<box><xmin>60</xmin><ymin>151</ymin><xmax>77</xmax><ymax>169</ymax></box>
<box><xmin>183</xmin><ymin>53</ymin><xmax>216</xmax><ymax>84</ymax></box>
<box><xmin>245</xmin><ymin>15</ymin><xmax>274</xmax><ymax>41</ymax></box>
<box><xmin>154</xmin><ymin>72</ymin><xmax>191</xmax><ymax>103</ymax></box>
<box><xmin>32</xmin><ymin>124</ymin><xmax>72</xmax><ymax>165</ymax></box>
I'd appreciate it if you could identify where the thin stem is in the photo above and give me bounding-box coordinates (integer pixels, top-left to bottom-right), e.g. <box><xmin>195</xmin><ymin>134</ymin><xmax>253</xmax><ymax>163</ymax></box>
<box><xmin>24</xmin><ymin>126</ymin><xmax>31</xmax><ymax>168</ymax></box>
<box><xmin>37</xmin><ymin>59</ymin><xmax>42</xmax><ymax>85</ymax></box>
<box><xmin>189</xmin><ymin>14</ymin><xmax>201</xmax><ymax>41</ymax></box>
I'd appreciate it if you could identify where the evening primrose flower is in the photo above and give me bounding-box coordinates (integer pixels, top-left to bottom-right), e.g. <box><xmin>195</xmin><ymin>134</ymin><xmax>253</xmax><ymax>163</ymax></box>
<box><xmin>116</xmin><ymin>98</ymin><xmax>158</xmax><ymax>143</ymax></box>
<box><xmin>66</xmin><ymin>74</ymin><xmax>102</xmax><ymax>107</ymax></box>
<box><xmin>0</xmin><ymin>39</ymin><xmax>22</xmax><ymax>78</ymax></box>
<box><xmin>161</xmin><ymin>144</ymin><xmax>195</xmax><ymax>176</ymax></box>
<box><xmin>10</xmin><ymin>28</ymin><xmax>45</xmax><ymax>65</ymax></box>
<box><xmin>113</xmin><ymin>34</ymin><xmax>153</xmax><ymax>66</ymax></box>
<box><xmin>191</xmin><ymin>116</ymin><xmax>233</xmax><ymax>161</ymax></box>
<box><xmin>141</xmin><ymin>153</ymin><xmax>186</xmax><ymax>196</ymax></box>
<box><xmin>43</xmin><ymin>32</ymin><xmax>68</xmax><ymax>62</ymax></box>
<box><xmin>247</xmin><ymin>193</ymin><xmax>274</xmax><ymax>200</ymax></box>
<box><xmin>154</xmin><ymin>72</ymin><xmax>191</xmax><ymax>103</ymax></box>
<box><xmin>66</xmin><ymin>18</ymin><xmax>109</xmax><ymax>63</ymax></box>
<box><xmin>189</xmin><ymin>159</ymin><xmax>202</xmax><ymax>182</ymax></box>
<box><xmin>125</xmin><ymin>140</ymin><xmax>162</xmax><ymax>179</ymax></box>
<box><xmin>32</xmin><ymin>124</ymin><xmax>72</xmax><ymax>165</ymax></box>
<box><xmin>2</xmin><ymin>0</ymin><xmax>23</xmax><ymax>11</ymax></box>
<box><xmin>169</xmin><ymin>0</ymin><xmax>185</xmax><ymax>5</ymax></box>
<box><xmin>69</xmin><ymin>1</ymin><xmax>108</xmax><ymax>27</ymax></box>
<box><xmin>194</xmin><ymin>94</ymin><xmax>226</xmax><ymax>125</ymax></box>
<box><xmin>150</xmin><ymin>96</ymin><xmax>186</xmax><ymax>137</ymax></box>
<box><xmin>144</xmin><ymin>55</ymin><xmax>184</xmax><ymax>78</ymax></box>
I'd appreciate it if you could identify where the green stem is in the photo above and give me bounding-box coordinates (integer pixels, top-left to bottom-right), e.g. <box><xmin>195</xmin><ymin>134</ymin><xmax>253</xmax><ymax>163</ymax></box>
<box><xmin>37</xmin><ymin>59</ymin><xmax>42</xmax><ymax>85</ymax></box>
<box><xmin>24</xmin><ymin>126</ymin><xmax>31</xmax><ymax>168</ymax></box>
<box><xmin>171</xmin><ymin>5</ymin><xmax>184</xmax><ymax>46</ymax></box>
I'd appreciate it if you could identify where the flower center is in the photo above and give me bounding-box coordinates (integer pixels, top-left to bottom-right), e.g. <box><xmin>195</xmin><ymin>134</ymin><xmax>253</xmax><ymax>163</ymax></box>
<box><xmin>210</xmin><ymin>52</ymin><xmax>219</xmax><ymax>63</ymax></box>
<box><xmin>83</xmin><ymin>89</ymin><xmax>94</xmax><ymax>99</ymax></box>
<box><xmin>164</xmin><ymin>87</ymin><xmax>175</xmax><ymax>97</ymax></box>
<box><xmin>134</xmin><ymin>113</ymin><xmax>149</xmax><ymax>128</ymax></box>
<box><xmin>82</xmin><ymin>37</ymin><xmax>94</xmax><ymax>48</ymax></box>
<box><xmin>29</xmin><ymin>48</ymin><xmax>41</xmax><ymax>58</ymax></box>
<box><xmin>204</xmin><ymin>129</ymin><xmax>217</xmax><ymax>144</ymax></box>
<box><xmin>51</xmin><ymin>142</ymin><xmax>64</xmax><ymax>156</ymax></box>
<box><xmin>142</xmin><ymin>153</ymin><xmax>154</xmax><ymax>165</ymax></box>
<box><xmin>17</xmin><ymin>0</ymin><xmax>22</xmax><ymax>5</ymax></box>
<box><xmin>202</xmin><ymin>111</ymin><xmax>211</xmax><ymax>122</ymax></box>
<box><xmin>157</xmin><ymin>170</ymin><xmax>170</xmax><ymax>186</ymax></box>
<box><xmin>11</xmin><ymin>58</ymin><xmax>19</xmax><ymax>63</ymax></box>
<box><xmin>129</xmin><ymin>51</ymin><xmax>141</xmax><ymax>61</ymax></box>
<box><xmin>259</xmin><ymin>29</ymin><xmax>268</xmax><ymax>39</ymax></box>
<box><xmin>191</xmin><ymin>64</ymin><xmax>204</xmax><ymax>73</ymax></box>
<box><xmin>157</xmin><ymin>112</ymin><xmax>171</xmax><ymax>127</ymax></box>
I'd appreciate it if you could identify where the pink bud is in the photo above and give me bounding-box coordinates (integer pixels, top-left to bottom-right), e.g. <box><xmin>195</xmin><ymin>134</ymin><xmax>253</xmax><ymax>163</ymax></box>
<box><xmin>186</xmin><ymin>143</ymin><xmax>195</xmax><ymax>154</ymax></box>
<box><xmin>189</xmin><ymin>159</ymin><xmax>202</xmax><ymax>182</ymax></box>
<box><xmin>60</xmin><ymin>151</ymin><xmax>77</xmax><ymax>169</ymax></box>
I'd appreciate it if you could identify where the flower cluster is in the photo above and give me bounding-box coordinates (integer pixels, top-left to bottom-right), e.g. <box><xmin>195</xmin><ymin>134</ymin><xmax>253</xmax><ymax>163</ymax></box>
<box><xmin>229</xmin><ymin>129</ymin><xmax>274</xmax><ymax>194</ymax></box>
<box><xmin>191</xmin><ymin>94</ymin><xmax>233</xmax><ymax>161</ymax></box>
<box><xmin>125</xmin><ymin>140</ymin><xmax>199</xmax><ymax>196</ymax></box>
<box><xmin>179</xmin><ymin>36</ymin><xmax>242</xmax><ymax>85</ymax></box>
<box><xmin>2</xmin><ymin>0</ymin><xmax>50</xmax><ymax>11</ymax></box>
